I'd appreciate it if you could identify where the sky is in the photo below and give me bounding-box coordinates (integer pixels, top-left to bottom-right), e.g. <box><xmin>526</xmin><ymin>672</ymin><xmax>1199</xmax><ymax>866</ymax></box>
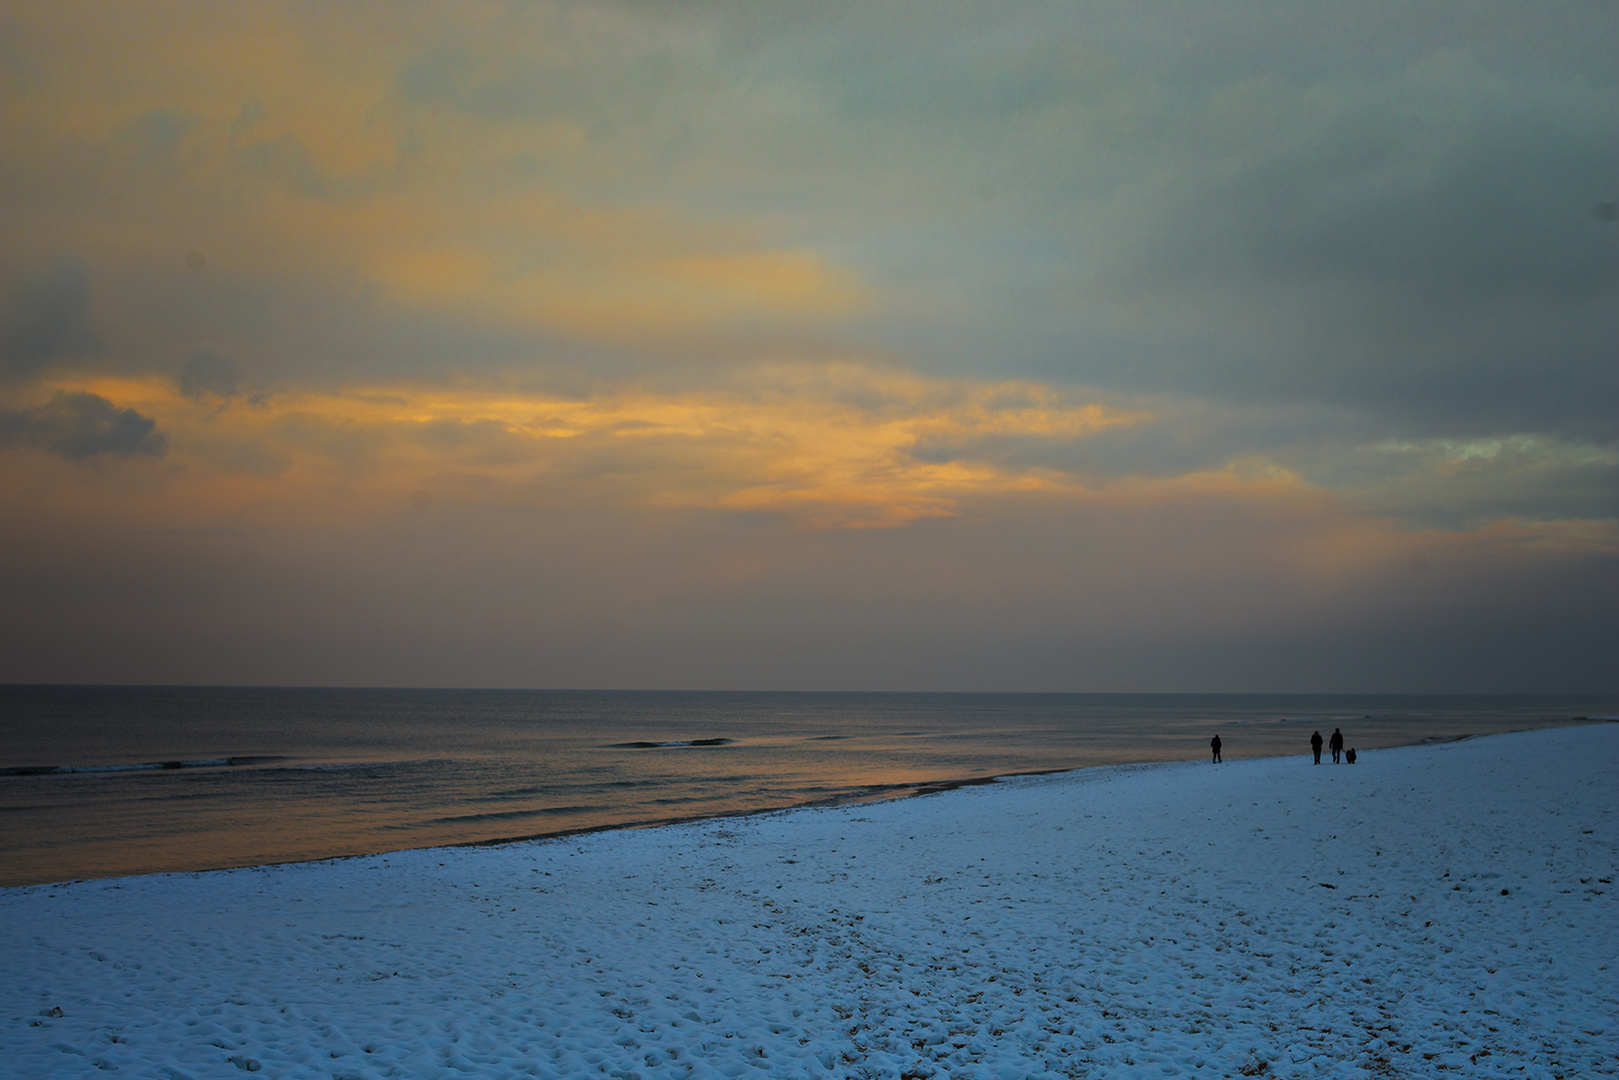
<box><xmin>0</xmin><ymin>1</ymin><xmax>1614</xmax><ymax>691</ymax></box>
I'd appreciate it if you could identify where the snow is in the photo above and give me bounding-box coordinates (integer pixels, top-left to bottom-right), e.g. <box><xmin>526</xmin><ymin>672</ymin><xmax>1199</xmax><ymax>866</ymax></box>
<box><xmin>3</xmin><ymin>725</ymin><xmax>1615</xmax><ymax>1079</ymax></box>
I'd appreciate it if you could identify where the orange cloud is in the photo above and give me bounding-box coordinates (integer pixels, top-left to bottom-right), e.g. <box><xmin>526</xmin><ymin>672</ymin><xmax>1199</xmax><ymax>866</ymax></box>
<box><xmin>17</xmin><ymin>365</ymin><xmax>1144</xmax><ymax>530</ymax></box>
<box><xmin>15</xmin><ymin>368</ymin><xmax>1612</xmax><ymax>573</ymax></box>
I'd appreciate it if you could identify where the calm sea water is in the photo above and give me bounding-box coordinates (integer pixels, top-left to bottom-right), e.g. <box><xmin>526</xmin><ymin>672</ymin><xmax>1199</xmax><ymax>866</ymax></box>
<box><xmin>1</xmin><ymin>687</ymin><xmax>1612</xmax><ymax>887</ymax></box>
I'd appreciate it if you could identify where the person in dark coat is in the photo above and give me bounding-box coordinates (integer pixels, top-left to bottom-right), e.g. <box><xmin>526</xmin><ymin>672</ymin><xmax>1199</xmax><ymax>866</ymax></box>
<box><xmin>1329</xmin><ymin>728</ymin><xmax>1344</xmax><ymax>764</ymax></box>
<box><xmin>1210</xmin><ymin>734</ymin><xmax>1222</xmax><ymax>764</ymax></box>
<box><xmin>1310</xmin><ymin>730</ymin><xmax>1324</xmax><ymax>765</ymax></box>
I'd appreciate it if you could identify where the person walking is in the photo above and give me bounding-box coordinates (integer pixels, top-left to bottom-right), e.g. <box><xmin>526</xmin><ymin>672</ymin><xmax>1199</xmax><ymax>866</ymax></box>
<box><xmin>1329</xmin><ymin>728</ymin><xmax>1344</xmax><ymax>764</ymax></box>
<box><xmin>1310</xmin><ymin>730</ymin><xmax>1324</xmax><ymax>765</ymax></box>
<box><xmin>1210</xmin><ymin>734</ymin><xmax>1222</xmax><ymax>764</ymax></box>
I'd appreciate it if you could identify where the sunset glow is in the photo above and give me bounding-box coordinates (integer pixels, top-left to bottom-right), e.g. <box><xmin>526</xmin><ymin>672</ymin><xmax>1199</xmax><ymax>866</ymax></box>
<box><xmin>2</xmin><ymin>1</ymin><xmax>1613</xmax><ymax>688</ymax></box>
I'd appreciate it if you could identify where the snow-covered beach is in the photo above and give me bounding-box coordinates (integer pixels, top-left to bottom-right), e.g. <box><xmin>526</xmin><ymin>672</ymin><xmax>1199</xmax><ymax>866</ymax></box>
<box><xmin>4</xmin><ymin>725</ymin><xmax>1615</xmax><ymax>1079</ymax></box>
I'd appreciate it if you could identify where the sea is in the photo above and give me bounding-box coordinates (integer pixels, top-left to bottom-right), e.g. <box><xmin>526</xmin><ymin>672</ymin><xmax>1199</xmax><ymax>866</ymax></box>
<box><xmin>1</xmin><ymin>687</ymin><xmax>1613</xmax><ymax>888</ymax></box>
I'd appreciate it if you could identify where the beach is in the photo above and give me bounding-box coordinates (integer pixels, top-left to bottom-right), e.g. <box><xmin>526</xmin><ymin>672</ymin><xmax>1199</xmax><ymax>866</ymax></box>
<box><xmin>5</xmin><ymin>687</ymin><xmax>1605</xmax><ymax>888</ymax></box>
<box><xmin>3</xmin><ymin>724</ymin><xmax>1615</xmax><ymax>1078</ymax></box>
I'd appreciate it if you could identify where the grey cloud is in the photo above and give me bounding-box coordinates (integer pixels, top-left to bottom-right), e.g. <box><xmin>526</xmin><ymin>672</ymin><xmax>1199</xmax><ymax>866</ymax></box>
<box><xmin>674</xmin><ymin>7</ymin><xmax>1619</xmax><ymax>444</ymax></box>
<box><xmin>112</xmin><ymin>109</ymin><xmax>197</xmax><ymax>183</ymax></box>
<box><xmin>1328</xmin><ymin>437</ymin><xmax>1619</xmax><ymax>529</ymax></box>
<box><xmin>123</xmin><ymin>108</ymin><xmax>192</xmax><ymax>152</ymax></box>
<box><xmin>178</xmin><ymin>351</ymin><xmax>240</xmax><ymax>401</ymax></box>
<box><xmin>2</xmin><ymin>261</ymin><xmax>97</xmax><ymax>380</ymax></box>
<box><xmin>0</xmin><ymin>14</ymin><xmax>44</xmax><ymax>105</ymax></box>
<box><xmin>107</xmin><ymin>256</ymin><xmax>613</xmax><ymax>394</ymax></box>
<box><xmin>0</xmin><ymin>391</ymin><xmax>167</xmax><ymax>460</ymax></box>
<box><xmin>235</xmin><ymin>134</ymin><xmax>330</xmax><ymax>197</ymax></box>
<box><xmin>825</xmin><ymin>38</ymin><xmax>1108</xmax><ymax>123</ymax></box>
<box><xmin>1045</xmin><ymin>57</ymin><xmax>1619</xmax><ymax>439</ymax></box>
<box><xmin>398</xmin><ymin>27</ymin><xmax>720</xmax><ymax>142</ymax></box>
<box><xmin>230</xmin><ymin>102</ymin><xmax>267</xmax><ymax>137</ymax></box>
<box><xmin>1126</xmin><ymin>59</ymin><xmax>1618</xmax><ymax>305</ymax></box>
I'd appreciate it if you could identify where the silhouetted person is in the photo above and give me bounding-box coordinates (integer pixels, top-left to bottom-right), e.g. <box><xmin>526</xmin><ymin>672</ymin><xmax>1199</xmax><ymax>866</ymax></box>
<box><xmin>1329</xmin><ymin>728</ymin><xmax>1344</xmax><ymax>764</ymax></box>
<box><xmin>1310</xmin><ymin>730</ymin><xmax>1323</xmax><ymax>765</ymax></box>
<box><xmin>1210</xmin><ymin>734</ymin><xmax>1222</xmax><ymax>764</ymax></box>
<box><xmin>1346</xmin><ymin>747</ymin><xmax>1357</xmax><ymax>765</ymax></box>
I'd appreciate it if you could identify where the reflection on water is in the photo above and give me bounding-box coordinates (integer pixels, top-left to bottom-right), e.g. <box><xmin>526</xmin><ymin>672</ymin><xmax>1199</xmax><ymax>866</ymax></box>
<box><xmin>1</xmin><ymin>687</ymin><xmax>1611</xmax><ymax>887</ymax></box>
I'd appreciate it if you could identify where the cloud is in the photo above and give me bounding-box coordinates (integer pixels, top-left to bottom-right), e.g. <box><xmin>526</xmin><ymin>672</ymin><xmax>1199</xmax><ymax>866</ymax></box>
<box><xmin>31</xmin><ymin>359</ymin><xmax>1614</xmax><ymax>539</ymax></box>
<box><xmin>0</xmin><ymin>390</ymin><xmax>167</xmax><ymax>460</ymax></box>
<box><xmin>178</xmin><ymin>352</ymin><xmax>240</xmax><ymax>401</ymax></box>
<box><xmin>0</xmin><ymin>2</ymin><xmax>1613</xmax><ymax>689</ymax></box>
<box><xmin>37</xmin><ymin>365</ymin><xmax>1143</xmax><ymax>530</ymax></box>
<box><xmin>5</xmin><ymin>1</ymin><xmax>1605</xmax><ymax>438</ymax></box>
<box><xmin>1331</xmin><ymin>435</ymin><xmax>1619</xmax><ymax>529</ymax></box>
<box><xmin>2</xmin><ymin>262</ymin><xmax>97</xmax><ymax>380</ymax></box>
<box><xmin>1088</xmin><ymin>53</ymin><xmax>1619</xmax><ymax>432</ymax></box>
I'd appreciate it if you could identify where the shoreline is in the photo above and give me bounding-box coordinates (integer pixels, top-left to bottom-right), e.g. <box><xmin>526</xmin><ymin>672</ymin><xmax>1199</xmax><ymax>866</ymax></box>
<box><xmin>11</xmin><ymin>719</ymin><xmax>1607</xmax><ymax>891</ymax></box>
<box><xmin>0</xmin><ymin>764</ymin><xmax>1093</xmax><ymax>892</ymax></box>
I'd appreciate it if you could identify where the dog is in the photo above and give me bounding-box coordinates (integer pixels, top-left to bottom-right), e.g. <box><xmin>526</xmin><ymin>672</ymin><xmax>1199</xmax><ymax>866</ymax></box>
<box><xmin>1345</xmin><ymin>747</ymin><xmax>1357</xmax><ymax>764</ymax></box>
